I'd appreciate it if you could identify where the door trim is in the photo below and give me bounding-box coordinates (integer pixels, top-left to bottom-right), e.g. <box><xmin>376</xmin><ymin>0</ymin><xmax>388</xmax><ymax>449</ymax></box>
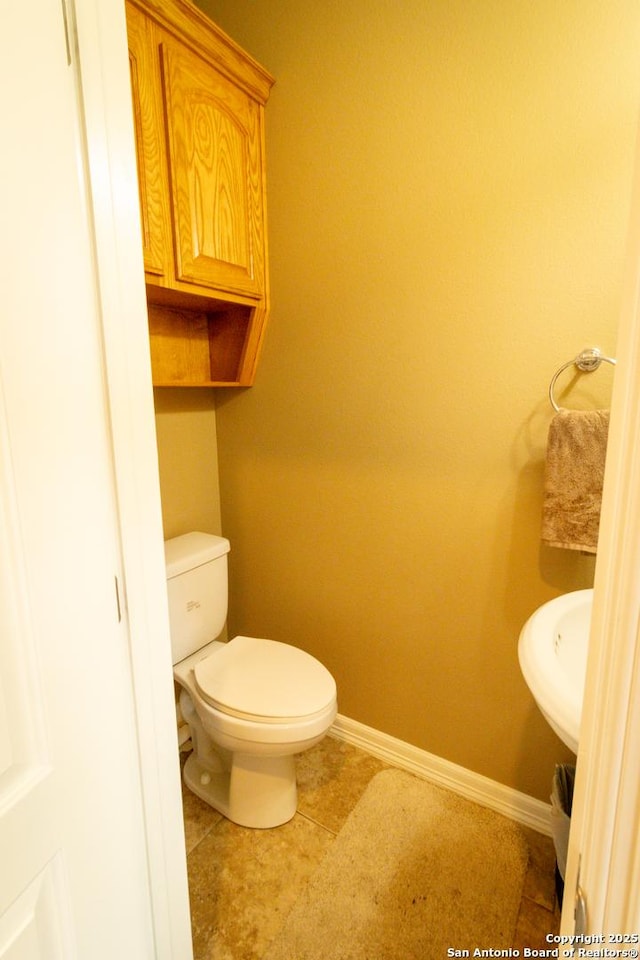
<box><xmin>73</xmin><ymin>0</ymin><xmax>193</xmax><ymax>955</ymax></box>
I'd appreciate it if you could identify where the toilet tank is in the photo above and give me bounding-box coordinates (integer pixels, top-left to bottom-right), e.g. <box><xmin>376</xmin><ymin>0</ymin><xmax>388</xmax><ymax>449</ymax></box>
<box><xmin>165</xmin><ymin>532</ymin><xmax>230</xmax><ymax>665</ymax></box>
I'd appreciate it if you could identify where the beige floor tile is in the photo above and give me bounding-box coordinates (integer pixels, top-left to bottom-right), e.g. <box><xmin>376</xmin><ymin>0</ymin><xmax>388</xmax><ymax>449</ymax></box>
<box><xmin>519</xmin><ymin>826</ymin><xmax>558</xmax><ymax>912</ymax></box>
<box><xmin>181</xmin><ymin>779</ymin><xmax>224</xmax><ymax>855</ymax></box>
<box><xmin>513</xmin><ymin>895</ymin><xmax>560</xmax><ymax>952</ymax></box>
<box><xmin>183</xmin><ymin>736</ymin><xmax>560</xmax><ymax>960</ymax></box>
<box><xmin>296</xmin><ymin>734</ymin><xmax>389</xmax><ymax>833</ymax></box>
<box><xmin>187</xmin><ymin>812</ymin><xmax>334</xmax><ymax>960</ymax></box>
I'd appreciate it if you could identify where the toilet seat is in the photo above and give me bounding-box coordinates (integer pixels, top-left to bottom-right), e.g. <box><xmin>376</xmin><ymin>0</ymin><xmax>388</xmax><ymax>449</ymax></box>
<box><xmin>194</xmin><ymin>635</ymin><xmax>336</xmax><ymax>724</ymax></box>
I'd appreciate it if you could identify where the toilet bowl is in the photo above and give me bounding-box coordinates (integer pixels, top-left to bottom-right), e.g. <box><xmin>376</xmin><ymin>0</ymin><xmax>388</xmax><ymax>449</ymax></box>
<box><xmin>175</xmin><ymin>637</ymin><xmax>337</xmax><ymax>828</ymax></box>
<box><xmin>166</xmin><ymin>533</ymin><xmax>337</xmax><ymax>828</ymax></box>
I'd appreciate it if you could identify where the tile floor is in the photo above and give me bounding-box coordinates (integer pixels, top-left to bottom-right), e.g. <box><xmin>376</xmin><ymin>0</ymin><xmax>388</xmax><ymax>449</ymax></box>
<box><xmin>181</xmin><ymin>736</ymin><xmax>560</xmax><ymax>960</ymax></box>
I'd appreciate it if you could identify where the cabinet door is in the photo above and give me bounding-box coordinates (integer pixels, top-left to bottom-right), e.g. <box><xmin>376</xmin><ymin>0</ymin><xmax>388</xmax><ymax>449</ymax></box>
<box><xmin>126</xmin><ymin>3</ymin><xmax>171</xmax><ymax>280</ymax></box>
<box><xmin>161</xmin><ymin>38</ymin><xmax>266</xmax><ymax>299</ymax></box>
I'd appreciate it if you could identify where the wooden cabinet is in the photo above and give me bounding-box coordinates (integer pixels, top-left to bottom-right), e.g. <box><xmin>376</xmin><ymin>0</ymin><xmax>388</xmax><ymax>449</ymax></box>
<box><xmin>125</xmin><ymin>0</ymin><xmax>274</xmax><ymax>386</ymax></box>
<box><xmin>162</xmin><ymin>38</ymin><xmax>267</xmax><ymax>300</ymax></box>
<box><xmin>127</xmin><ymin>3</ymin><xmax>172</xmax><ymax>280</ymax></box>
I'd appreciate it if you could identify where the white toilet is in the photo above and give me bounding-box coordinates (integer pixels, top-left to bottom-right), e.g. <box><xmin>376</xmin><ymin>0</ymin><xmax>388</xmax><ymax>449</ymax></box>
<box><xmin>166</xmin><ymin>531</ymin><xmax>338</xmax><ymax>828</ymax></box>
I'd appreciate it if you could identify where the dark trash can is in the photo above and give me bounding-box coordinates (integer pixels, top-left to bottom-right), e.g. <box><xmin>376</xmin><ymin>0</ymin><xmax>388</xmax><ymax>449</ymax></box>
<box><xmin>550</xmin><ymin>764</ymin><xmax>575</xmax><ymax>906</ymax></box>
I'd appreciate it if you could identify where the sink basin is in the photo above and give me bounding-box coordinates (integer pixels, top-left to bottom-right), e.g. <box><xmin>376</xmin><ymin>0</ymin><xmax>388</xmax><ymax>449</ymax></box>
<box><xmin>518</xmin><ymin>589</ymin><xmax>592</xmax><ymax>753</ymax></box>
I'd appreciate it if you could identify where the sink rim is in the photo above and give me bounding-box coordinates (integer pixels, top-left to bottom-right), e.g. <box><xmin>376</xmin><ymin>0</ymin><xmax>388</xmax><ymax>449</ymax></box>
<box><xmin>518</xmin><ymin>588</ymin><xmax>593</xmax><ymax>754</ymax></box>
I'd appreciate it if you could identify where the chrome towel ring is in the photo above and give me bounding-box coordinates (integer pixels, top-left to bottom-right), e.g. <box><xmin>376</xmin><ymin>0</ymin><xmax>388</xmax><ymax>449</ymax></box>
<box><xmin>548</xmin><ymin>347</ymin><xmax>616</xmax><ymax>413</ymax></box>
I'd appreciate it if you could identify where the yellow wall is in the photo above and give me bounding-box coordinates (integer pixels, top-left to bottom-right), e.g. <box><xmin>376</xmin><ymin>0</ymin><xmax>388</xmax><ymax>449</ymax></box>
<box><xmin>159</xmin><ymin>0</ymin><xmax>640</xmax><ymax>800</ymax></box>
<box><xmin>154</xmin><ymin>389</ymin><xmax>221</xmax><ymax>539</ymax></box>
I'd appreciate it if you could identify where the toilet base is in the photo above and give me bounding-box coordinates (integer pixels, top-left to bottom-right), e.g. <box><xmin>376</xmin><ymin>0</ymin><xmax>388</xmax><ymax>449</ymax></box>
<box><xmin>183</xmin><ymin>750</ymin><xmax>298</xmax><ymax>828</ymax></box>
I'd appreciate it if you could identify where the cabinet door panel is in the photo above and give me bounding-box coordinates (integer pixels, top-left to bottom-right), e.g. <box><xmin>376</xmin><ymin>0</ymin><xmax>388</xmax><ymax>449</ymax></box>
<box><xmin>162</xmin><ymin>39</ymin><xmax>265</xmax><ymax>299</ymax></box>
<box><xmin>126</xmin><ymin>4</ymin><xmax>171</xmax><ymax>279</ymax></box>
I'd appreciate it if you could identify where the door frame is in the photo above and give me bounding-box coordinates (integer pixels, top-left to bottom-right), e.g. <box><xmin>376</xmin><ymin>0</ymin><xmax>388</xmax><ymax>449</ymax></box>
<box><xmin>71</xmin><ymin>0</ymin><xmax>193</xmax><ymax>955</ymax></box>
<box><xmin>562</xmin><ymin>118</ymin><xmax>640</xmax><ymax>933</ymax></box>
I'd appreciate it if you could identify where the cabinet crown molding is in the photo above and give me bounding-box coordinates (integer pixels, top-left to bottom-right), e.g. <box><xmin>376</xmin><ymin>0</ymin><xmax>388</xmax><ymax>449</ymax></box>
<box><xmin>129</xmin><ymin>0</ymin><xmax>274</xmax><ymax>102</ymax></box>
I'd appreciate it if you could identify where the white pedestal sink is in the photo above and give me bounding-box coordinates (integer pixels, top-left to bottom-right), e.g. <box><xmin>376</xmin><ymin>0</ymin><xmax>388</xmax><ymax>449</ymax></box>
<box><xmin>518</xmin><ymin>589</ymin><xmax>592</xmax><ymax>754</ymax></box>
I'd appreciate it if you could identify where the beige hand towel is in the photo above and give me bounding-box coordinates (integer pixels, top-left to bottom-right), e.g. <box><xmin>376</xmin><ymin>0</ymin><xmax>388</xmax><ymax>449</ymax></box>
<box><xmin>541</xmin><ymin>409</ymin><xmax>609</xmax><ymax>553</ymax></box>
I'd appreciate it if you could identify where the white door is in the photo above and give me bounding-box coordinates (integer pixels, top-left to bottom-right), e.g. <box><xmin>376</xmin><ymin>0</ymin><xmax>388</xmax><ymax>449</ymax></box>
<box><xmin>561</xmin><ymin>110</ymin><xmax>640</xmax><ymax>932</ymax></box>
<box><xmin>0</xmin><ymin>1</ymin><xmax>158</xmax><ymax>955</ymax></box>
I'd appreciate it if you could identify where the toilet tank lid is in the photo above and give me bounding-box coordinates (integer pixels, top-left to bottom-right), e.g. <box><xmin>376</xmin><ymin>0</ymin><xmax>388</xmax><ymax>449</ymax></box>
<box><xmin>165</xmin><ymin>532</ymin><xmax>230</xmax><ymax>579</ymax></box>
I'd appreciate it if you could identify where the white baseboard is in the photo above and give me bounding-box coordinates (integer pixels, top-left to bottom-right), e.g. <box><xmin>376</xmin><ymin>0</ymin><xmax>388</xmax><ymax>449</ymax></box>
<box><xmin>329</xmin><ymin>714</ymin><xmax>552</xmax><ymax>836</ymax></box>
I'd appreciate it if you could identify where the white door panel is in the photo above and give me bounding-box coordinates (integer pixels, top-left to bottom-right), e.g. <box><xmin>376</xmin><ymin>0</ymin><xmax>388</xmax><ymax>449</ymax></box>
<box><xmin>0</xmin><ymin>0</ymin><xmax>156</xmax><ymax>955</ymax></box>
<box><xmin>0</xmin><ymin>859</ymin><xmax>70</xmax><ymax>959</ymax></box>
